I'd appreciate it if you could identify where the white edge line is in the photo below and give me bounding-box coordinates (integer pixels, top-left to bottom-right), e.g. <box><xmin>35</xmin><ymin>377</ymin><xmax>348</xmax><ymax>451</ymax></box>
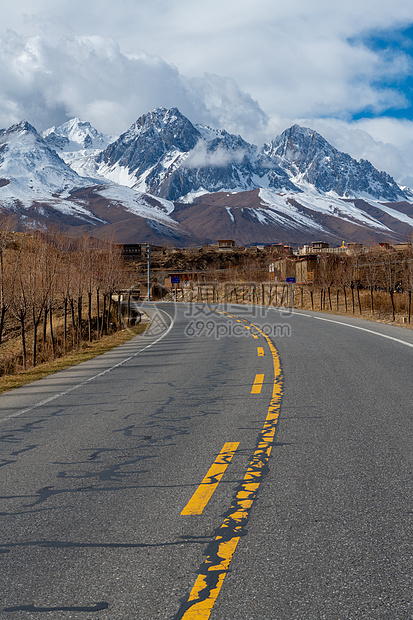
<box><xmin>312</xmin><ymin>315</ymin><xmax>413</xmax><ymax>349</ymax></box>
<box><xmin>0</xmin><ymin>309</ymin><xmax>175</xmax><ymax>423</ymax></box>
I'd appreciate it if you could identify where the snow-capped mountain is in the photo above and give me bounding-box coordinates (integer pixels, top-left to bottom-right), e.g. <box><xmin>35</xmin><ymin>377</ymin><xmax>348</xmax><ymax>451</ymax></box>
<box><xmin>264</xmin><ymin>125</ymin><xmax>406</xmax><ymax>202</ymax></box>
<box><xmin>1</xmin><ymin>109</ymin><xmax>413</xmax><ymax>245</ymax></box>
<box><xmin>91</xmin><ymin>108</ymin><xmax>413</xmax><ymax>243</ymax></box>
<box><xmin>96</xmin><ymin>107</ymin><xmax>298</xmax><ymax>200</ymax></box>
<box><xmin>42</xmin><ymin>118</ymin><xmax>115</xmax><ymax>152</ymax></box>
<box><xmin>0</xmin><ymin>119</ymin><xmax>186</xmax><ymax>241</ymax></box>
<box><xmin>0</xmin><ymin>120</ymin><xmax>97</xmax><ymax>208</ymax></box>
<box><xmin>94</xmin><ymin>109</ymin><xmax>408</xmax><ymax>204</ymax></box>
<box><xmin>42</xmin><ymin>118</ymin><xmax>117</xmax><ymax>182</ymax></box>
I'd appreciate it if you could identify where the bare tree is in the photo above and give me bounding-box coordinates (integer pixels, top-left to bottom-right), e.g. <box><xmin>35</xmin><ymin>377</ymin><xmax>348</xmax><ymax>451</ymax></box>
<box><xmin>0</xmin><ymin>215</ymin><xmax>16</xmax><ymax>344</ymax></box>
<box><xmin>9</xmin><ymin>237</ymin><xmax>28</xmax><ymax>369</ymax></box>
<box><xmin>360</xmin><ymin>251</ymin><xmax>381</xmax><ymax>314</ymax></box>
<box><xmin>25</xmin><ymin>233</ymin><xmax>59</xmax><ymax>366</ymax></box>
<box><xmin>382</xmin><ymin>251</ymin><xmax>401</xmax><ymax>321</ymax></box>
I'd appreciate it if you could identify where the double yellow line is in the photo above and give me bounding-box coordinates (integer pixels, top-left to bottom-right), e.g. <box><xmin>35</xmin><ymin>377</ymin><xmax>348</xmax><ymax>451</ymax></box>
<box><xmin>177</xmin><ymin>317</ymin><xmax>283</xmax><ymax>619</ymax></box>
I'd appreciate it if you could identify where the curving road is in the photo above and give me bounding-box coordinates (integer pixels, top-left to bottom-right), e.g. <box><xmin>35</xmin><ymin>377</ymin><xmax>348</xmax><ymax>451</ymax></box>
<box><xmin>0</xmin><ymin>302</ymin><xmax>412</xmax><ymax>619</ymax></box>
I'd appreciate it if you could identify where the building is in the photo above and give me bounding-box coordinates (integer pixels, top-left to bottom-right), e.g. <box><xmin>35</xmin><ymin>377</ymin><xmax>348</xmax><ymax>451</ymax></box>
<box><xmin>295</xmin><ymin>256</ymin><xmax>318</xmax><ymax>283</ymax></box>
<box><xmin>218</xmin><ymin>239</ymin><xmax>236</xmax><ymax>248</ymax></box>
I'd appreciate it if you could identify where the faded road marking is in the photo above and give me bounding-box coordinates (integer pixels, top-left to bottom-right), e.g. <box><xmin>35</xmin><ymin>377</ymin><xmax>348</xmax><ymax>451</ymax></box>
<box><xmin>181</xmin><ymin>443</ymin><xmax>239</xmax><ymax>516</ymax></box>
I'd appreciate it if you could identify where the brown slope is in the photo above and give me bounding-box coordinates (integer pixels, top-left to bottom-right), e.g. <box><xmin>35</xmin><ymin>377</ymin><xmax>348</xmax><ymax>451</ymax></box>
<box><xmin>344</xmin><ymin>199</ymin><xmax>413</xmax><ymax>241</ymax></box>
<box><xmin>1</xmin><ymin>187</ymin><xmax>192</xmax><ymax>245</ymax></box>
<box><xmin>172</xmin><ymin>190</ymin><xmax>413</xmax><ymax>245</ymax></box>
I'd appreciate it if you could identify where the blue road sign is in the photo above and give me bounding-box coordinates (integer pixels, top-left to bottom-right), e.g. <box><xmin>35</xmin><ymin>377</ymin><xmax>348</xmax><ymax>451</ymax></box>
<box><xmin>286</xmin><ymin>277</ymin><xmax>296</xmax><ymax>283</ymax></box>
<box><xmin>171</xmin><ymin>276</ymin><xmax>180</xmax><ymax>284</ymax></box>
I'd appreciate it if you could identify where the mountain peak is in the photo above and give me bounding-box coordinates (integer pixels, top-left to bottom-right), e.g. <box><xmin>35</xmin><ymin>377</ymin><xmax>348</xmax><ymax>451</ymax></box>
<box><xmin>97</xmin><ymin>107</ymin><xmax>202</xmax><ymax>186</ymax></box>
<box><xmin>42</xmin><ymin>118</ymin><xmax>115</xmax><ymax>152</ymax></box>
<box><xmin>264</xmin><ymin>124</ymin><xmax>406</xmax><ymax>201</ymax></box>
<box><xmin>4</xmin><ymin>120</ymin><xmax>38</xmax><ymax>136</ymax></box>
<box><xmin>129</xmin><ymin>107</ymin><xmax>198</xmax><ymax>137</ymax></box>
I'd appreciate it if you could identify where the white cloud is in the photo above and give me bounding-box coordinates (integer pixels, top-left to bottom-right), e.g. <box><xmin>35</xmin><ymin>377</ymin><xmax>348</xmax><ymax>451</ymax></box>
<box><xmin>4</xmin><ymin>0</ymin><xmax>413</xmax><ymax>124</ymax></box>
<box><xmin>0</xmin><ymin>32</ymin><xmax>265</xmax><ymax>138</ymax></box>
<box><xmin>183</xmin><ymin>140</ymin><xmax>247</xmax><ymax>169</ymax></box>
<box><xmin>2</xmin><ymin>1</ymin><xmax>413</xmax><ymax>186</ymax></box>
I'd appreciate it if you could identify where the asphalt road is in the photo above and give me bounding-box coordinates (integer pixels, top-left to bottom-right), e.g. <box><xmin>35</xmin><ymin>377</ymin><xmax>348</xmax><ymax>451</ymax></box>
<box><xmin>0</xmin><ymin>302</ymin><xmax>412</xmax><ymax>619</ymax></box>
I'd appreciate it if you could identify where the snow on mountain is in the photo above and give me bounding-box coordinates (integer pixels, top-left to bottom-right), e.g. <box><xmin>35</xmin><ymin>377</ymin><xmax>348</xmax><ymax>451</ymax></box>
<box><xmin>96</xmin><ymin>107</ymin><xmax>298</xmax><ymax>200</ymax></box>
<box><xmin>1</xmin><ymin>109</ymin><xmax>412</xmax><ymax>245</ymax></box>
<box><xmin>41</xmin><ymin>118</ymin><xmax>117</xmax><ymax>185</ymax></box>
<box><xmin>95</xmin><ymin>185</ymin><xmax>176</xmax><ymax>220</ymax></box>
<box><xmin>94</xmin><ymin>108</ymin><xmax>409</xmax><ymax>210</ymax></box>
<box><xmin>42</xmin><ymin>118</ymin><xmax>115</xmax><ymax>152</ymax></box>
<box><xmin>0</xmin><ymin>120</ymin><xmax>100</xmax><ymax>211</ymax></box>
<box><xmin>0</xmin><ymin>119</ymin><xmax>180</xmax><ymax>236</ymax></box>
<box><xmin>264</xmin><ymin>125</ymin><xmax>406</xmax><ymax>202</ymax></box>
<box><xmin>258</xmin><ymin>187</ymin><xmax>391</xmax><ymax>232</ymax></box>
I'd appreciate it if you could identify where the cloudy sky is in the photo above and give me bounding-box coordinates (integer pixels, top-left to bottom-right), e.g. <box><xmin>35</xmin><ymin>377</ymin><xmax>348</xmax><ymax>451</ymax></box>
<box><xmin>2</xmin><ymin>0</ymin><xmax>413</xmax><ymax>184</ymax></box>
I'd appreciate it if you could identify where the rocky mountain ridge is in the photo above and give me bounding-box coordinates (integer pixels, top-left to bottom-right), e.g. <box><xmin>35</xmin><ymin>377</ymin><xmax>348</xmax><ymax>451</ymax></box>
<box><xmin>0</xmin><ymin>108</ymin><xmax>412</xmax><ymax>245</ymax></box>
<box><xmin>94</xmin><ymin>108</ymin><xmax>407</xmax><ymax>204</ymax></box>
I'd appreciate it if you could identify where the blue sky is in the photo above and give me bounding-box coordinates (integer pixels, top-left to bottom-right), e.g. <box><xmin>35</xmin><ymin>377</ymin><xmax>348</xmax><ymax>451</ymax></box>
<box><xmin>351</xmin><ymin>25</ymin><xmax>413</xmax><ymax>121</ymax></box>
<box><xmin>2</xmin><ymin>0</ymin><xmax>413</xmax><ymax>185</ymax></box>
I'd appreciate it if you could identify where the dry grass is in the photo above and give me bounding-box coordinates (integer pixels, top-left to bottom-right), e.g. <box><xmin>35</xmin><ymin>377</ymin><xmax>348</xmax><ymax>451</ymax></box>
<box><xmin>0</xmin><ymin>324</ymin><xmax>147</xmax><ymax>395</ymax></box>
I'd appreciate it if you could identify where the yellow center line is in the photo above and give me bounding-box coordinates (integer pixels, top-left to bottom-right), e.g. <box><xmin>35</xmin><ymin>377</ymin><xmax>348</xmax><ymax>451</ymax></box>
<box><xmin>257</xmin><ymin>347</ymin><xmax>264</xmax><ymax>357</ymax></box>
<box><xmin>251</xmin><ymin>373</ymin><xmax>265</xmax><ymax>394</ymax></box>
<box><xmin>181</xmin><ymin>443</ymin><xmax>240</xmax><ymax>516</ymax></box>
<box><xmin>178</xmin><ymin>321</ymin><xmax>283</xmax><ymax>619</ymax></box>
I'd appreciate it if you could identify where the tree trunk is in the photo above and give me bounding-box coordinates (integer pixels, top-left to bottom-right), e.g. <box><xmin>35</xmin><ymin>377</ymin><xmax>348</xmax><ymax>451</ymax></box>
<box><xmin>390</xmin><ymin>290</ymin><xmax>396</xmax><ymax>321</ymax></box>
<box><xmin>78</xmin><ymin>296</ymin><xmax>83</xmax><ymax>344</ymax></box>
<box><xmin>310</xmin><ymin>290</ymin><xmax>314</xmax><ymax>310</ymax></box>
<box><xmin>43</xmin><ymin>304</ymin><xmax>48</xmax><ymax>344</ymax></box>
<box><xmin>32</xmin><ymin>321</ymin><xmax>38</xmax><ymax>367</ymax></box>
<box><xmin>328</xmin><ymin>287</ymin><xmax>332</xmax><ymax>310</ymax></box>
<box><xmin>343</xmin><ymin>287</ymin><xmax>348</xmax><ymax>312</ymax></box>
<box><xmin>408</xmin><ymin>290</ymin><xmax>411</xmax><ymax>324</ymax></box>
<box><xmin>370</xmin><ymin>286</ymin><xmax>374</xmax><ymax>313</ymax></box>
<box><xmin>71</xmin><ymin>298</ymin><xmax>76</xmax><ymax>346</ymax></box>
<box><xmin>32</xmin><ymin>308</ymin><xmax>44</xmax><ymax>367</ymax></box>
<box><xmin>97</xmin><ymin>288</ymin><xmax>101</xmax><ymax>338</ymax></box>
<box><xmin>118</xmin><ymin>292</ymin><xmax>122</xmax><ymax>328</ymax></box>
<box><xmin>0</xmin><ymin>305</ymin><xmax>6</xmax><ymax>345</ymax></box>
<box><xmin>127</xmin><ymin>292</ymin><xmax>131</xmax><ymax>327</ymax></box>
<box><xmin>102</xmin><ymin>294</ymin><xmax>107</xmax><ymax>334</ymax></box>
<box><xmin>336</xmin><ymin>289</ymin><xmax>339</xmax><ymax>312</ymax></box>
<box><xmin>88</xmin><ymin>292</ymin><xmax>92</xmax><ymax>341</ymax></box>
<box><xmin>20</xmin><ymin>316</ymin><xmax>27</xmax><ymax>370</ymax></box>
<box><xmin>357</xmin><ymin>285</ymin><xmax>362</xmax><ymax>314</ymax></box>
<box><xmin>64</xmin><ymin>297</ymin><xmax>68</xmax><ymax>351</ymax></box>
<box><xmin>49</xmin><ymin>301</ymin><xmax>55</xmax><ymax>356</ymax></box>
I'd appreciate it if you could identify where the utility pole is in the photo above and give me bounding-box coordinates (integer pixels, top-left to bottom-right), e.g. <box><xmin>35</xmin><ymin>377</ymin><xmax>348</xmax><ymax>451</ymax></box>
<box><xmin>146</xmin><ymin>244</ymin><xmax>151</xmax><ymax>301</ymax></box>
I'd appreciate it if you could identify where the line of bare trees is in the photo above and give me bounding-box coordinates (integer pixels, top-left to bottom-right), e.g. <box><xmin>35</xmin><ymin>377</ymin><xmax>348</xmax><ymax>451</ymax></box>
<box><xmin>311</xmin><ymin>249</ymin><xmax>413</xmax><ymax>322</ymax></box>
<box><xmin>169</xmin><ymin>245</ymin><xmax>413</xmax><ymax>324</ymax></box>
<box><xmin>0</xmin><ymin>217</ymin><xmax>133</xmax><ymax>375</ymax></box>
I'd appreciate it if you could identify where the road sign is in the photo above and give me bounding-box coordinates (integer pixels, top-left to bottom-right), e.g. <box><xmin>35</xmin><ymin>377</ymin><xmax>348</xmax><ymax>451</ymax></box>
<box><xmin>171</xmin><ymin>276</ymin><xmax>180</xmax><ymax>284</ymax></box>
<box><xmin>286</xmin><ymin>277</ymin><xmax>296</xmax><ymax>283</ymax></box>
